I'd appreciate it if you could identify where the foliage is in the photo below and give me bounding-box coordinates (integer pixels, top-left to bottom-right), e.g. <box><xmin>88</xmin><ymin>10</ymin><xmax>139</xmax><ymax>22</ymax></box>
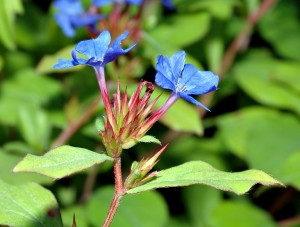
<box><xmin>1</xmin><ymin>0</ymin><xmax>300</xmax><ymax>226</ymax></box>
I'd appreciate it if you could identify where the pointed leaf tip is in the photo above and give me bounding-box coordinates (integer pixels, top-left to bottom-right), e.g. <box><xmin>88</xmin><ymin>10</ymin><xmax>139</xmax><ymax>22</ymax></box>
<box><xmin>127</xmin><ymin>161</ymin><xmax>284</xmax><ymax>195</ymax></box>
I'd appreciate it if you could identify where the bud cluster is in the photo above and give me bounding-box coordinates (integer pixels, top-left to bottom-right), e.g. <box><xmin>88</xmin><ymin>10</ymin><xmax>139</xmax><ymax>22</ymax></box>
<box><xmin>99</xmin><ymin>80</ymin><xmax>159</xmax><ymax>157</ymax></box>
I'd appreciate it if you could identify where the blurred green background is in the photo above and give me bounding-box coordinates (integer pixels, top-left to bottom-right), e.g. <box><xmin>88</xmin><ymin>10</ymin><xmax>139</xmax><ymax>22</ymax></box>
<box><xmin>1</xmin><ymin>0</ymin><xmax>300</xmax><ymax>226</ymax></box>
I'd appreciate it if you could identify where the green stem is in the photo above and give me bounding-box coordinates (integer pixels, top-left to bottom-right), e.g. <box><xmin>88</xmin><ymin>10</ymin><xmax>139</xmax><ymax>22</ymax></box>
<box><xmin>103</xmin><ymin>158</ymin><xmax>125</xmax><ymax>227</ymax></box>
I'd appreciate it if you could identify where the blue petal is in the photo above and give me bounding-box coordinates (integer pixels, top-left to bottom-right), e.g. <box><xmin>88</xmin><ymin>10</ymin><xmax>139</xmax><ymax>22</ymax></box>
<box><xmin>53</xmin><ymin>59</ymin><xmax>78</xmax><ymax>69</ymax></box>
<box><xmin>155</xmin><ymin>51</ymin><xmax>186</xmax><ymax>92</ymax></box>
<box><xmin>54</xmin><ymin>14</ymin><xmax>75</xmax><ymax>37</ymax></box>
<box><xmin>155</xmin><ymin>55</ymin><xmax>174</xmax><ymax>87</ymax></box>
<box><xmin>156</xmin><ymin>52</ymin><xmax>184</xmax><ymax>85</ymax></box>
<box><xmin>53</xmin><ymin>30</ymin><xmax>136</xmax><ymax>69</ymax></box>
<box><xmin>75</xmin><ymin>30</ymin><xmax>111</xmax><ymax>60</ymax></box>
<box><xmin>178</xmin><ymin>92</ymin><xmax>211</xmax><ymax>112</ymax></box>
<box><xmin>126</xmin><ymin>0</ymin><xmax>143</xmax><ymax>5</ymax></box>
<box><xmin>168</xmin><ymin>51</ymin><xmax>186</xmax><ymax>83</ymax></box>
<box><xmin>155</xmin><ymin>71</ymin><xmax>176</xmax><ymax>91</ymax></box>
<box><xmin>92</xmin><ymin>0</ymin><xmax>112</xmax><ymax>6</ymax></box>
<box><xmin>181</xmin><ymin>64</ymin><xmax>219</xmax><ymax>95</ymax></box>
<box><xmin>54</xmin><ymin>0</ymin><xmax>101</xmax><ymax>37</ymax></box>
<box><xmin>93</xmin><ymin>0</ymin><xmax>142</xmax><ymax>6</ymax></box>
<box><xmin>54</xmin><ymin>0</ymin><xmax>83</xmax><ymax>14</ymax></box>
<box><xmin>161</xmin><ymin>0</ymin><xmax>174</xmax><ymax>8</ymax></box>
<box><xmin>71</xmin><ymin>14</ymin><xmax>103</xmax><ymax>27</ymax></box>
<box><xmin>103</xmin><ymin>31</ymin><xmax>136</xmax><ymax>64</ymax></box>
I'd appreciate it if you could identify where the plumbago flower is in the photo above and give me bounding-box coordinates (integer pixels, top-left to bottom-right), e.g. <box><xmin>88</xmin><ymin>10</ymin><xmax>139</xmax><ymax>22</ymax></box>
<box><xmin>54</xmin><ymin>30</ymin><xmax>136</xmax><ymax>142</ymax></box>
<box><xmin>93</xmin><ymin>0</ymin><xmax>174</xmax><ymax>8</ymax></box>
<box><xmin>155</xmin><ymin>51</ymin><xmax>219</xmax><ymax>112</ymax></box>
<box><xmin>54</xmin><ymin>30</ymin><xmax>135</xmax><ymax>69</ymax></box>
<box><xmin>93</xmin><ymin>0</ymin><xmax>142</xmax><ymax>6</ymax></box>
<box><xmin>54</xmin><ymin>0</ymin><xmax>102</xmax><ymax>37</ymax></box>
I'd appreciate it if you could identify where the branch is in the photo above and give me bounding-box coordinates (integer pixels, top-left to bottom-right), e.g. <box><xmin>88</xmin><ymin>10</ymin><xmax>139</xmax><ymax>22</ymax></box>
<box><xmin>199</xmin><ymin>0</ymin><xmax>277</xmax><ymax>117</ymax></box>
<box><xmin>51</xmin><ymin>97</ymin><xmax>100</xmax><ymax>148</ymax></box>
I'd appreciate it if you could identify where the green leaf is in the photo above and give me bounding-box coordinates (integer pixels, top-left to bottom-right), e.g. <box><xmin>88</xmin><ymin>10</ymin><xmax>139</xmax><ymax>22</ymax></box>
<box><xmin>0</xmin><ymin>179</ymin><xmax>62</xmax><ymax>227</ymax></box>
<box><xmin>217</xmin><ymin>107</ymin><xmax>300</xmax><ymax>183</ymax></box>
<box><xmin>36</xmin><ymin>45</ymin><xmax>83</xmax><ymax>74</ymax></box>
<box><xmin>57</xmin><ymin>187</ymin><xmax>76</xmax><ymax>207</ymax></box>
<box><xmin>283</xmin><ymin>151</ymin><xmax>300</xmax><ymax>190</ymax></box>
<box><xmin>0</xmin><ymin>69</ymin><xmax>62</xmax><ymax>126</ymax></box>
<box><xmin>197</xmin><ymin>1</ymin><xmax>235</xmax><ymax>20</ymax></box>
<box><xmin>141</xmin><ymin>32</ymin><xmax>203</xmax><ymax>70</ymax></box>
<box><xmin>13</xmin><ymin>145</ymin><xmax>113</xmax><ymax>179</ymax></box>
<box><xmin>161</xmin><ymin>136</ymin><xmax>225</xmax><ymax>171</ymax></box>
<box><xmin>175</xmin><ymin>0</ymin><xmax>236</xmax><ymax>20</ymax></box>
<box><xmin>0</xmin><ymin>0</ymin><xmax>23</xmax><ymax>49</ymax></box>
<box><xmin>0</xmin><ymin>149</ymin><xmax>52</xmax><ymax>185</ymax></box>
<box><xmin>165</xmin><ymin>217</ymin><xmax>190</xmax><ymax>227</ymax></box>
<box><xmin>127</xmin><ymin>161</ymin><xmax>283</xmax><ymax>195</ymax></box>
<box><xmin>149</xmin><ymin>12</ymin><xmax>210</xmax><ymax>47</ymax></box>
<box><xmin>259</xmin><ymin>1</ymin><xmax>300</xmax><ymax>61</ymax></box>
<box><xmin>4</xmin><ymin>51</ymin><xmax>34</xmax><ymax>73</ymax></box>
<box><xmin>18</xmin><ymin>105</ymin><xmax>51</xmax><ymax>153</ymax></box>
<box><xmin>205</xmin><ymin>38</ymin><xmax>224</xmax><ymax>72</ymax></box>
<box><xmin>183</xmin><ymin>186</ymin><xmax>222</xmax><ymax>227</ymax></box>
<box><xmin>138</xmin><ymin>135</ymin><xmax>161</xmax><ymax>145</ymax></box>
<box><xmin>234</xmin><ymin>53</ymin><xmax>300</xmax><ymax>114</ymax></box>
<box><xmin>3</xmin><ymin>141</ymin><xmax>35</xmax><ymax>155</ymax></box>
<box><xmin>0</xmin><ymin>55</ymin><xmax>3</xmax><ymax>71</ymax></box>
<box><xmin>87</xmin><ymin>186</ymin><xmax>169</xmax><ymax>227</ymax></box>
<box><xmin>61</xmin><ymin>205</ymin><xmax>89</xmax><ymax>227</ymax></box>
<box><xmin>211</xmin><ymin>201</ymin><xmax>277</xmax><ymax>227</ymax></box>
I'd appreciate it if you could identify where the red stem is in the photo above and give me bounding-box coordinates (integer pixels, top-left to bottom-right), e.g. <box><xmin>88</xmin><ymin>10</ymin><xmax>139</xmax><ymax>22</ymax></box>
<box><xmin>103</xmin><ymin>158</ymin><xmax>125</xmax><ymax>227</ymax></box>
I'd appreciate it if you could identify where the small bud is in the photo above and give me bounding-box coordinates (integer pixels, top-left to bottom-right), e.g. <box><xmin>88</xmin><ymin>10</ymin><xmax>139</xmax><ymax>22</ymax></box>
<box><xmin>124</xmin><ymin>144</ymin><xmax>168</xmax><ymax>189</ymax></box>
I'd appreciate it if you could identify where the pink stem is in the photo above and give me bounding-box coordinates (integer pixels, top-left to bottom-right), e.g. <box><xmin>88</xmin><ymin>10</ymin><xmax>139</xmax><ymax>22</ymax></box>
<box><xmin>143</xmin><ymin>92</ymin><xmax>179</xmax><ymax>131</ymax></box>
<box><xmin>103</xmin><ymin>158</ymin><xmax>125</xmax><ymax>227</ymax></box>
<box><xmin>94</xmin><ymin>67</ymin><xmax>115</xmax><ymax>132</ymax></box>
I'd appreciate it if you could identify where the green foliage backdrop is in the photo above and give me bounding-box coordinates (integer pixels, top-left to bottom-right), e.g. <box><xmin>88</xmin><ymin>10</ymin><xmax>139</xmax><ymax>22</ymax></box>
<box><xmin>1</xmin><ymin>0</ymin><xmax>300</xmax><ymax>226</ymax></box>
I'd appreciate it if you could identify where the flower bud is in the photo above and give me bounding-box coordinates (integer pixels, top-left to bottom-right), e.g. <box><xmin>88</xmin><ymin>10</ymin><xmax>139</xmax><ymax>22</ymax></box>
<box><xmin>124</xmin><ymin>144</ymin><xmax>167</xmax><ymax>189</ymax></box>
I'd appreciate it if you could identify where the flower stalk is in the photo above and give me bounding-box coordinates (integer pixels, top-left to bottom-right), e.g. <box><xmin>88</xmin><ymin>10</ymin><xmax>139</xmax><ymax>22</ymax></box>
<box><xmin>94</xmin><ymin>66</ymin><xmax>116</xmax><ymax>133</ymax></box>
<box><xmin>103</xmin><ymin>157</ymin><xmax>125</xmax><ymax>227</ymax></box>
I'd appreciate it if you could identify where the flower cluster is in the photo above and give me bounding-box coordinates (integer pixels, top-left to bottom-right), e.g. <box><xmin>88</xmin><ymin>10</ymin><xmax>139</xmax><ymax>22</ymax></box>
<box><xmin>93</xmin><ymin>0</ymin><xmax>174</xmax><ymax>8</ymax></box>
<box><xmin>53</xmin><ymin>0</ymin><xmax>174</xmax><ymax>37</ymax></box>
<box><xmin>53</xmin><ymin>0</ymin><xmax>102</xmax><ymax>37</ymax></box>
<box><xmin>98</xmin><ymin>81</ymin><xmax>160</xmax><ymax>156</ymax></box>
<box><xmin>54</xmin><ymin>29</ymin><xmax>219</xmax><ymax>180</ymax></box>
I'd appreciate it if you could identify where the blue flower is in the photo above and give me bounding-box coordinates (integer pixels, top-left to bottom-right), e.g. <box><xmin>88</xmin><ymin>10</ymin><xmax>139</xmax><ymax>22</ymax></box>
<box><xmin>155</xmin><ymin>51</ymin><xmax>219</xmax><ymax>111</ymax></box>
<box><xmin>54</xmin><ymin>0</ymin><xmax>102</xmax><ymax>37</ymax></box>
<box><xmin>93</xmin><ymin>0</ymin><xmax>173</xmax><ymax>8</ymax></box>
<box><xmin>161</xmin><ymin>0</ymin><xmax>174</xmax><ymax>8</ymax></box>
<box><xmin>54</xmin><ymin>30</ymin><xmax>136</xmax><ymax>69</ymax></box>
<box><xmin>93</xmin><ymin>0</ymin><xmax>142</xmax><ymax>6</ymax></box>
